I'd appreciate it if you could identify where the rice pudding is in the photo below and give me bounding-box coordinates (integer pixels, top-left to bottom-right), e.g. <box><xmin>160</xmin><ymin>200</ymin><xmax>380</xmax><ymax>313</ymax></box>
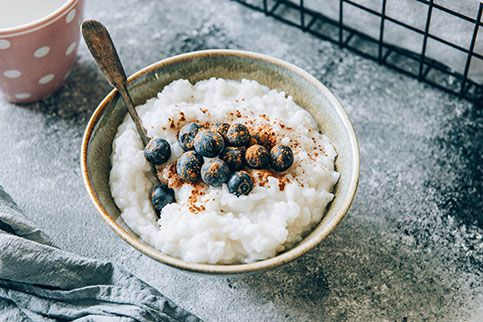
<box><xmin>109</xmin><ymin>78</ymin><xmax>339</xmax><ymax>264</ymax></box>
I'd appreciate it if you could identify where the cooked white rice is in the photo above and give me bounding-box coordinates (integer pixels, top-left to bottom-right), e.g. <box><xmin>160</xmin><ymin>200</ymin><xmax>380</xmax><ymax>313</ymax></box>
<box><xmin>109</xmin><ymin>78</ymin><xmax>339</xmax><ymax>264</ymax></box>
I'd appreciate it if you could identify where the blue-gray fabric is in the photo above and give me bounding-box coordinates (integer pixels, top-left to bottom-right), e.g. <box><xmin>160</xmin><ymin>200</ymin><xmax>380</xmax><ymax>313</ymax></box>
<box><xmin>0</xmin><ymin>185</ymin><xmax>200</xmax><ymax>322</ymax></box>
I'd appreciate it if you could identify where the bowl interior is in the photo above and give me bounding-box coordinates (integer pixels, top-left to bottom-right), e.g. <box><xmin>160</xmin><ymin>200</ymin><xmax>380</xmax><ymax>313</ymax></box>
<box><xmin>83</xmin><ymin>50</ymin><xmax>359</xmax><ymax>274</ymax></box>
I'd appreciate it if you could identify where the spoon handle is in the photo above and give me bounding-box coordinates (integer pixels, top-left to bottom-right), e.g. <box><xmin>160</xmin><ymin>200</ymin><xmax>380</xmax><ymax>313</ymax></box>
<box><xmin>81</xmin><ymin>19</ymin><xmax>150</xmax><ymax>146</ymax></box>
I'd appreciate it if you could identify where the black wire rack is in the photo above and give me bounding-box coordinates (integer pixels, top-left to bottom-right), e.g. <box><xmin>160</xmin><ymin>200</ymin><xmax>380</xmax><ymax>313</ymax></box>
<box><xmin>233</xmin><ymin>0</ymin><xmax>483</xmax><ymax>105</ymax></box>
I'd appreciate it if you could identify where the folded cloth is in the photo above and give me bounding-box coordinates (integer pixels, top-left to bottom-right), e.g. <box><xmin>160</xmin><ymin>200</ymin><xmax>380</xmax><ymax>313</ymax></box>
<box><xmin>0</xmin><ymin>185</ymin><xmax>200</xmax><ymax>322</ymax></box>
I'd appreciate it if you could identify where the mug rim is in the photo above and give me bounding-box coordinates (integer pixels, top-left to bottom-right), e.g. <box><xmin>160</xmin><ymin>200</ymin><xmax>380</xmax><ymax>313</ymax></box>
<box><xmin>81</xmin><ymin>49</ymin><xmax>360</xmax><ymax>274</ymax></box>
<box><xmin>0</xmin><ymin>0</ymin><xmax>79</xmax><ymax>37</ymax></box>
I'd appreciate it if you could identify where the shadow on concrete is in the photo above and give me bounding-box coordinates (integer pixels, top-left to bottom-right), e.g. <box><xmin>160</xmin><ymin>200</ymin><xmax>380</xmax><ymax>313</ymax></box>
<box><xmin>429</xmin><ymin>105</ymin><xmax>483</xmax><ymax>228</ymax></box>
<box><xmin>223</xmin><ymin>217</ymin><xmax>480</xmax><ymax>321</ymax></box>
<box><xmin>227</xmin><ymin>247</ymin><xmax>331</xmax><ymax>320</ymax></box>
<box><xmin>15</xmin><ymin>59</ymin><xmax>111</xmax><ymax>124</ymax></box>
<box><xmin>238</xmin><ymin>251</ymin><xmax>331</xmax><ymax>301</ymax></box>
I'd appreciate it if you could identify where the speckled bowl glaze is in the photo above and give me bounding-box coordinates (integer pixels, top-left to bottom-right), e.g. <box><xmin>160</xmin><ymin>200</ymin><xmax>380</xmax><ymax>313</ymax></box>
<box><xmin>81</xmin><ymin>50</ymin><xmax>359</xmax><ymax>275</ymax></box>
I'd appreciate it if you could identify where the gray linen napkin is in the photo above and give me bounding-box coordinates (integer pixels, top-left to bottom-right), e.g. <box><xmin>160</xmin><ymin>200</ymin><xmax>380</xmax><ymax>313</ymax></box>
<box><xmin>0</xmin><ymin>185</ymin><xmax>200</xmax><ymax>322</ymax></box>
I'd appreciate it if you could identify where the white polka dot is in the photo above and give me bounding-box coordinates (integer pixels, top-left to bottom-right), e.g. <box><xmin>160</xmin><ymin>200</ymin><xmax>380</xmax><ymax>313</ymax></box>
<box><xmin>38</xmin><ymin>74</ymin><xmax>54</xmax><ymax>84</ymax></box>
<box><xmin>65</xmin><ymin>42</ymin><xmax>77</xmax><ymax>55</ymax></box>
<box><xmin>0</xmin><ymin>39</ymin><xmax>11</xmax><ymax>49</ymax></box>
<box><xmin>34</xmin><ymin>46</ymin><xmax>50</xmax><ymax>58</ymax></box>
<box><xmin>3</xmin><ymin>70</ymin><xmax>21</xmax><ymax>78</ymax></box>
<box><xmin>14</xmin><ymin>93</ymin><xmax>31</xmax><ymax>99</ymax></box>
<box><xmin>66</xmin><ymin>9</ymin><xmax>76</xmax><ymax>23</ymax></box>
<box><xmin>63</xmin><ymin>70</ymin><xmax>71</xmax><ymax>80</ymax></box>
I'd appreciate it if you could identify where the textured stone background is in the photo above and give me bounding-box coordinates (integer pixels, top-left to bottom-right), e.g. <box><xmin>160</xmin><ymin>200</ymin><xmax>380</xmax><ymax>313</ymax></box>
<box><xmin>0</xmin><ymin>1</ymin><xmax>482</xmax><ymax>321</ymax></box>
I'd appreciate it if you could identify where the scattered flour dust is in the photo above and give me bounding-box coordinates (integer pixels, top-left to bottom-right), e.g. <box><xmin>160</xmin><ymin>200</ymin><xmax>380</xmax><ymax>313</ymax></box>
<box><xmin>109</xmin><ymin>78</ymin><xmax>339</xmax><ymax>264</ymax></box>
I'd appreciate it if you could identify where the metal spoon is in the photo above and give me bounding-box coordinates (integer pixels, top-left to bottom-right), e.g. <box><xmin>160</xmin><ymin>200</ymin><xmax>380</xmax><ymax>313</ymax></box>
<box><xmin>81</xmin><ymin>19</ymin><xmax>150</xmax><ymax>146</ymax></box>
<box><xmin>82</xmin><ymin>20</ymin><xmax>173</xmax><ymax>217</ymax></box>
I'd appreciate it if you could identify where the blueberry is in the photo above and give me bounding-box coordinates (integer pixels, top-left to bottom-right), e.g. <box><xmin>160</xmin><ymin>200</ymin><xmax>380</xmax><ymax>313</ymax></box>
<box><xmin>219</xmin><ymin>147</ymin><xmax>244</xmax><ymax>171</ymax></box>
<box><xmin>253</xmin><ymin>128</ymin><xmax>276</xmax><ymax>150</ymax></box>
<box><xmin>178</xmin><ymin>122</ymin><xmax>202</xmax><ymax>150</ymax></box>
<box><xmin>226</xmin><ymin>123</ymin><xmax>251</xmax><ymax>147</ymax></box>
<box><xmin>201</xmin><ymin>158</ymin><xmax>230</xmax><ymax>187</ymax></box>
<box><xmin>151</xmin><ymin>183</ymin><xmax>175</xmax><ymax>214</ymax></box>
<box><xmin>270</xmin><ymin>145</ymin><xmax>294</xmax><ymax>171</ymax></box>
<box><xmin>144</xmin><ymin>138</ymin><xmax>171</xmax><ymax>165</ymax></box>
<box><xmin>227</xmin><ymin>171</ymin><xmax>253</xmax><ymax>196</ymax></box>
<box><xmin>246</xmin><ymin>137</ymin><xmax>258</xmax><ymax>147</ymax></box>
<box><xmin>194</xmin><ymin>130</ymin><xmax>225</xmax><ymax>158</ymax></box>
<box><xmin>211</xmin><ymin>122</ymin><xmax>230</xmax><ymax>141</ymax></box>
<box><xmin>176</xmin><ymin>151</ymin><xmax>203</xmax><ymax>182</ymax></box>
<box><xmin>245</xmin><ymin>144</ymin><xmax>270</xmax><ymax>169</ymax></box>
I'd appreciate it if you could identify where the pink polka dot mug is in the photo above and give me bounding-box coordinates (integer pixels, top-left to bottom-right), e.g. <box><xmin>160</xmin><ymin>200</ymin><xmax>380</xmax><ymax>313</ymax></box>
<box><xmin>0</xmin><ymin>0</ymin><xmax>84</xmax><ymax>103</ymax></box>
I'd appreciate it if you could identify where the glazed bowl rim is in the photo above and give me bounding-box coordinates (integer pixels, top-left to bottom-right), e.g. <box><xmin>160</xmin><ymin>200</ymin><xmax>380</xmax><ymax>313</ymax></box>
<box><xmin>81</xmin><ymin>49</ymin><xmax>360</xmax><ymax>274</ymax></box>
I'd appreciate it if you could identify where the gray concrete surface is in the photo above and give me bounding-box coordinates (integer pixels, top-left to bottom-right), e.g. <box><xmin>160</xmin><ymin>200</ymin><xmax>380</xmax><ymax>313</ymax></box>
<box><xmin>0</xmin><ymin>0</ymin><xmax>482</xmax><ymax>321</ymax></box>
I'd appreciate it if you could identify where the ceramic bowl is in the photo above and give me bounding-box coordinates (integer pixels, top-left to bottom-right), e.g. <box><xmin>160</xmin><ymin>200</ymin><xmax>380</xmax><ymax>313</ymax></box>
<box><xmin>0</xmin><ymin>0</ymin><xmax>84</xmax><ymax>103</ymax></box>
<box><xmin>81</xmin><ymin>50</ymin><xmax>359</xmax><ymax>275</ymax></box>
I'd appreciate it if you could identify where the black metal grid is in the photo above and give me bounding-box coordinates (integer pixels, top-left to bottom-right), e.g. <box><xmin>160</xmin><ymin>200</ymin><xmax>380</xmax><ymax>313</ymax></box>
<box><xmin>233</xmin><ymin>0</ymin><xmax>483</xmax><ymax>105</ymax></box>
